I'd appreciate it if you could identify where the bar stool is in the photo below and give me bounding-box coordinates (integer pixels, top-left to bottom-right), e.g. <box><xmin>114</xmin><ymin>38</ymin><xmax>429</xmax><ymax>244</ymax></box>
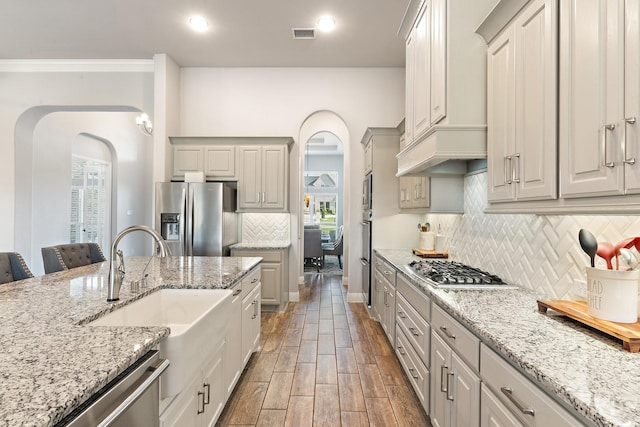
<box><xmin>41</xmin><ymin>243</ymin><xmax>107</xmax><ymax>274</ymax></box>
<box><xmin>0</xmin><ymin>252</ymin><xmax>34</xmax><ymax>285</ymax></box>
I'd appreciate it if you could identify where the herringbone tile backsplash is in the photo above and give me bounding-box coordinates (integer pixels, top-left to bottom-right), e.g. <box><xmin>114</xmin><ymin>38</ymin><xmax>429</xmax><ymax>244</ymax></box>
<box><xmin>425</xmin><ymin>172</ymin><xmax>640</xmax><ymax>299</ymax></box>
<box><xmin>241</xmin><ymin>213</ymin><xmax>290</xmax><ymax>242</ymax></box>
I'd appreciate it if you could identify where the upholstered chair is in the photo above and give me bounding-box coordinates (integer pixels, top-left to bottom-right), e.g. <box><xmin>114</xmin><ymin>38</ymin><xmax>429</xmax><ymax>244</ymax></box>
<box><xmin>0</xmin><ymin>252</ymin><xmax>34</xmax><ymax>285</ymax></box>
<box><xmin>322</xmin><ymin>226</ymin><xmax>344</xmax><ymax>268</ymax></box>
<box><xmin>41</xmin><ymin>243</ymin><xmax>107</xmax><ymax>274</ymax></box>
<box><xmin>304</xmin><ymin>228</ymin><xmax>323</xmax><ymax>272</ymax></box>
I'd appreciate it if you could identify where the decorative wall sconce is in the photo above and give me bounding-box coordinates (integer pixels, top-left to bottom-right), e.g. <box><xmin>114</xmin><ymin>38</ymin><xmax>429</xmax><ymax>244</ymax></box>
<box><xmin>136</xmin><ymin>113</ymin><xmax>153</xmax><ymax>136</ymax></box>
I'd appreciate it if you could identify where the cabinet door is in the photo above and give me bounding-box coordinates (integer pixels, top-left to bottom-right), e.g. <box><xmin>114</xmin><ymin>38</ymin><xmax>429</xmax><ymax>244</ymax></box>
<box><xmin>260</xmin><ymin>262</ymin><xmax>281</xmax><ymax>305</ymax></box>
<box><xmin>223</xmin><ymin>287</ymin><xmax>243</xmax><ymax>398</ymax></box>
<box><xmin>415</xmin><ymin>176</ymin><xmax>430</xmax><ymax>208</ymax></box>
<box><xmin>204</xmin><ymin>145</ymin><xmax>235</xmax><ymax>178</ymax></box>
<box><xmin>487</xmin><ymin>27</ymin><xmax>516</xmax><ymax>202</ymax></box>
<box><xmin>364</xmin><ymin>141</ymin><xmax>373</xmax><ymax>174</ymax></box>
<box><xmin>405</xmin><ymin>30</ymin><xmax>416</xmax><ymax>145</ymax></box>
<box><xmin>160</xmin><ymin>375</ymin><xmax>201</xmax><ymax>427</ymax></box>
<box><xmin>173</xmin><ymin>146</ymin><xmax>204</xmax><ymax>178</ymax></box>
<box><xmin>480</xmin><ymin>384</ymin><xmax>524</xmax><ymax>427</ymax></box>
<box><xmin>373</xmin><ymin>270</ymin><xmax>385</xmax><ymax>322</ymax></box>
<box><xmin>261</xmin><ymin>145</ymin><xmax>287</xmax><ymax>210</ymax></box>
<box><xmin>399</xmin><ymin>176</ymin><xmax>413</xmax><ymax>209</ymax></box>
<box><xmin>413</xmin><ymin>1</ymin><xmax>431</xmax><ymax>139</ymax></box>
<box><xmin>451</xmin><ymin>351</ymin><xmax>480</xmax><ymax>427</ymax></box>
<box><xmin>430</xmin><ymin>331</ymin><xmax>451</xmax><ymax>427</ymax></box>
<box><xmin>514</xmin><ymin>0</ymin><xmax>557</xmax><ymax>201</ymax></box>
<box><xmin>384</xmin><ymin>284</ymin><xmax>396</xmax><ymax>346</ymax></box>
<box><xmin>242</xmin><ymin>284</ymin><xmax>261</xmax><ymax>365</ymax></box>
<box><xmin>202</xmin><ymin>347</ymin><xmax>225</xmax><ymax>427</ymax></box>
<box><xmin>625</xmin><ymin>0</ymin><xmax>640</xmax><ymax>192</ymax></box>
<box><xmin>560</xmin><ymin>0</ymin><xmax>625</xmax><ymax>197</ymax></box>
<box><xmin>238</xmin><ymin>146</ymin><xmax>262</xmax><ymax>209</ymax></box>
<box><xmin>430</xmin><ymin>0</ymin><xmax>447</xmax><ymax>125</ymax></box>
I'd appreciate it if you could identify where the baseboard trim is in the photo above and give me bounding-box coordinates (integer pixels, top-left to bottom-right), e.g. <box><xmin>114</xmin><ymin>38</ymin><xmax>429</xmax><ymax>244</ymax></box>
<box><xmin>289</xmin><ymin>291</ymin><xmax>300</xmax><ymax>302</ymax></box>
<box><xmin>346</xmin><ymin>292</ymin><xmax>364</xmax><ymax>303</ymax></box>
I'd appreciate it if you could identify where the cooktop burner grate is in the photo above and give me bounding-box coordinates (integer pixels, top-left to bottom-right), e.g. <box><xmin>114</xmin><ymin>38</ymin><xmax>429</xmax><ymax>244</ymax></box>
<box><xmin>405</xmin><ymin>259</ymin><xmax>517</xmax><ymax>289</ymax></box>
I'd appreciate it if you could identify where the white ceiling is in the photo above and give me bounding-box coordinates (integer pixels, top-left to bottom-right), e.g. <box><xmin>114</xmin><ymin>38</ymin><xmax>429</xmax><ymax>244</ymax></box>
<box><xmin>1</xmin><ymin>0</ymin><xmax>410</xmax><ymax>67</ymax></box>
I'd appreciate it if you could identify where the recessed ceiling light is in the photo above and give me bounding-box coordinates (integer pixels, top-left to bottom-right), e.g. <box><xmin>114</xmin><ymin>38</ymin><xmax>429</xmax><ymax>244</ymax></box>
<box><xmin>188</xmin><ymin>15</ymin><xmax>209</xmax><ymax>32</ymax></box>
<box><xmin>317</xmin><ymin>15</ymin><xmax>336</xmax><ymax>32</ymax></box>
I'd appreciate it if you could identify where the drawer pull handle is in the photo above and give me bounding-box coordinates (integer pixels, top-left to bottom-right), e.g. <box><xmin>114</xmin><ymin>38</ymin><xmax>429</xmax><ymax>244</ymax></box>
<box><xmin>397</xmin><ymin>345</ymin><xmax>406</xmax><ymax>356</ymax></box>
<box><xmin>398</xmin><ymin>311</ymin><xmax>406</xmax><ymax>319</ymax></box>
<box><xmin>197</xmin><ymin>391</ymin><xmax>206</xmax><ymax>414</ymax></box>
<box><xmin>232</xmin><ymin>289</ymin><xmax>242</xmax><ymax>296</ymax></box>
<box><xmin>501</xmin><ymin>387</ymin><xmax>535</xmax><ymax>416</ymax></box>
<box><xmin>447</xmin><ymin>372</ymin><xmax>455</xmax><ymax>401</ymax></box>
<box><xmin>440</xmin><ymin>365</ymin><xmax>448</xmax><ymax>393</ymax></box>
<box><xmin>203</xmin><ymin>382</ymin><xmax>210</xmax><ymax>405</ymax></box>
<box><xmin>408</xmin><ymin>367</ymin><xmax>420</xmax><ymax>379</ymax></box>
<box><xmin>251</xmin><ymin>278</ymin><xmax>259</xmax><ymax>284</ymax></box>
<box><xmin>440</xmin><ymin>326</ymin><xmax>456</xmax><ymax>340</ymax></box>
<box><xmin>409</xmin><ymin>327</ymin><xmax>420</xmax><ymax>337</ymax></box>
<box><xmin>383</xmin><ymin>270</ymin><xmax>393</xmax><ymax>276</ymax></box>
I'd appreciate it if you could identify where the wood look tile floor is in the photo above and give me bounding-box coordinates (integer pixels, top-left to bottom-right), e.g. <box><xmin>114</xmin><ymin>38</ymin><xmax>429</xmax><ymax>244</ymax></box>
<box><xmin>217</xmin><ymin>274</ymin><xmax>431</xmax><ymax>427</ymax></box>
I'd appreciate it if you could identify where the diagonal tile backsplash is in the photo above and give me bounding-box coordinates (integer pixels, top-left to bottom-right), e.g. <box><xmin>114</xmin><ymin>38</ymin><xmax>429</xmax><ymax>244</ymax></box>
<box><xmin>241</xmin><ymin>213</ymin><xmax>290</xmax><ymax>242</ymax></box>
<box><xmin>425</xmin><ymin>172</ymin><xmax>640</xmax><ymax>299</ymax></box>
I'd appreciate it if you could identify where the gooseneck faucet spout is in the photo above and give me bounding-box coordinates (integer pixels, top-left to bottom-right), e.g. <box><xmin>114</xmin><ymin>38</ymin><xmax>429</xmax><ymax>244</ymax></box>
<box><xmin>107</xmin><ymin>225</ymin><xmax>171</xmax><ymax>302</ymax></box>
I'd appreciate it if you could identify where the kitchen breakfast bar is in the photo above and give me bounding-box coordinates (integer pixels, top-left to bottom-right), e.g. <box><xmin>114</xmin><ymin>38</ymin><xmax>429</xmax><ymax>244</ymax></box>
<box><xmin>0</xmin><ymin>256</ymin><xmax>261</xmax><ymax>426</ymax></box>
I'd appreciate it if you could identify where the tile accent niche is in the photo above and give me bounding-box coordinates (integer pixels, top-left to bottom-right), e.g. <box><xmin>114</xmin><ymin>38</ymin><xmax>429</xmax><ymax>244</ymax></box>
<box><xmin>425</xmin><ymin>172</ymin><xmax>640</xmax><ymax>299</ymax></box>
<box><xmin>241</xmin><ymin>213</ymin><xmax>290</xmax><ymax>242</ymax></box>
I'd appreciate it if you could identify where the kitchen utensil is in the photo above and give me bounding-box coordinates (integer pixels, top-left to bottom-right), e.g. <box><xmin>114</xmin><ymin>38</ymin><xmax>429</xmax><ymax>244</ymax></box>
<box><xmin>578</xmin><ymin>229</ymin><xmax>598</xmax><ymax>268</ymax></box>
<box><xmin>597</xmin><ymin>242</ymin><xmax>615</xmax><ymax>270</ymax></box>
<box><xmin>619</xmin><ymin>248</ymin><xmax>639</xmax><ymax>270</ymax></box>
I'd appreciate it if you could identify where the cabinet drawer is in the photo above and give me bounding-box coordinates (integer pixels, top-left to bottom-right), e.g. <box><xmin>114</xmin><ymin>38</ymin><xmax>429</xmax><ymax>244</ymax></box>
<box><xmin>375</xmin><ymin>258</ymin><xmax>396</xmax><ymax>285</ymax></box>
<box><xmin>232</xmin><ymin>249</ymin><xmax>281</xmax><ymax>263</ymax></box>
<box><xmin>395</xmin><ymin>325</ymin><xmax>429</xmax><ymax>413</ymax></box>
<box><xmin>241</xmin><ymin>267</ymin><xmax>261</xmax><ymax>294</ymax></box>
<box><xmin>480</xmin><ymin>344</ymin><xmax>583</xmax><ymax>426</ymax></box>
<box><xmin>396</xmin><ymin>292</ymin><xmax>430</xmax><ymax>367</ymax></box>
<box><xmin>397</xmin><ymin>273</ymin><xmax>430</xmax><ymax>320</ymax></box>
<box><xmin>431</xmin><ymin>304</ymin><xmax>479</xmax><ymax>370</ymax></box>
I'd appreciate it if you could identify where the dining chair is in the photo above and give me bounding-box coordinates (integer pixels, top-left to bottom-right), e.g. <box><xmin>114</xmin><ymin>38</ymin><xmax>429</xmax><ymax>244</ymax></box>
<box><xmin>0</xmin><ymin>252</ymin><xmax>34</xmax><ymax>285</ymax></box>
<box><xmin>41</xmin><ymin>243</ymin><xmax>107</xmax><ymax>274</ymax></box>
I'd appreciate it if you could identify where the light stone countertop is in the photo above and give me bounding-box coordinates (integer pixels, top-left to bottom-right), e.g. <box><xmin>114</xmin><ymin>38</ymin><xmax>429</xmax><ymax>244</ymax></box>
<box><xmin>0</xmin><ymin>255</ymin><xmax>262</xmax><ymax>427</ymax></box>
<box><xmin>230</xmin><ymin>241</ymin><xmax>291</xmax><ymax>249</ymax></box>
<box><xmin>375</xmin><ymin>249</ymin><xmax>640</xmax><ymax>427</ymax></box>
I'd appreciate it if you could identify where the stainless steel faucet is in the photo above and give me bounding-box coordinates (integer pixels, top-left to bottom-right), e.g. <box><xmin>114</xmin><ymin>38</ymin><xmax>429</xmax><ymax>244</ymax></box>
<box><xmin>107</xmin><ymin>225</ymin><xmax>172</xmax><ymax>302</ymax></box>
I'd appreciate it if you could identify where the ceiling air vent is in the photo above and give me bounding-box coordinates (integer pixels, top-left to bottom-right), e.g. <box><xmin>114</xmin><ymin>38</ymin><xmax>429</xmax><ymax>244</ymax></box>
<box><xmin>292</xmin><ymin>28</ymin><xmax>316</xmax><ymax>39</ymax></box>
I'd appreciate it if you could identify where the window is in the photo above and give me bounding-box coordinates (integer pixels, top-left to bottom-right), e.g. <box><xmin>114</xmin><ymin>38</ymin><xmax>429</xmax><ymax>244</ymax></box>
<box><xmin>70</xmin><ymin>156</ymin><xmax>111</xmax><ymax>249</ymax></box>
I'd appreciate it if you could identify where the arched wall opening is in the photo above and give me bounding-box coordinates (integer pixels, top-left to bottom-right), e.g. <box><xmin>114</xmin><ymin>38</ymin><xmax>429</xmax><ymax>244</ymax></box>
<box><xmin>297</xmin><ymin>111</ymin><xmax>351</xmax><ymax>288</ymax></box>
<box><xmin>14</xmin><ymin>106</ymin><xmax>154</xmax><ymax>275</ymax></box>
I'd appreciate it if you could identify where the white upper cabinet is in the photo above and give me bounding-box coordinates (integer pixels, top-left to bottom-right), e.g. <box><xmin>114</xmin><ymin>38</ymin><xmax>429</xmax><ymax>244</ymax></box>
<box><xmin>559</xmin><ymin>0</ymin><xmax>626</xmax><ymax>197</ymax></box>
<box><xmin>398</xmin><ymin>0</ymin><xmax>495</xmax><ymax>175</ymax></box>
<box><xmin>238</xmin><ymin>143</ymin><xmax>289</xmax><ymax>212</ymax></box>
<box><xmin>560</xmin><ymin>0</ymin><xmax>640</xmax><ymax>198</ymax></box>
<box><xmin>170</xmin><ymin>138</ymin><xmax>237</xmax><ymax>180</ymax></box>
<box><xmin>487</xmin><ymin>0</ymin><xmax>558</xmax><ymax>203</ymax></box>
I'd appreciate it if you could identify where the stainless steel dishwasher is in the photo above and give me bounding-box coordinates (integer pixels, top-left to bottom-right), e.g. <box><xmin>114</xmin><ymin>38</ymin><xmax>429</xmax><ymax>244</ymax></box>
<box><xmin>56</xmin><ymin>350</ymin><xmax>169</xmax><ymax>427</ymax></box>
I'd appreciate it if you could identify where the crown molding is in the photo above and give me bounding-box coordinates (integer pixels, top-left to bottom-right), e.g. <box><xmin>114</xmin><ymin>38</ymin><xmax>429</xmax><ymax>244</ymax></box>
<box><xmin>0</xmin><ymin>59</ymin><xmax>154</xmax><ymax>73</ymax></box>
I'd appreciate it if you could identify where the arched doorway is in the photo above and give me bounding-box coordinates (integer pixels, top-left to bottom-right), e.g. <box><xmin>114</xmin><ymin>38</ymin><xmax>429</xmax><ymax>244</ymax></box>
<box><xmin>303</xmin><ymin>132</ymin><xmax>344</xmax><ymax>274</ymax></box>
<box><xmin>297</xmin><ymin>111</ymin><xmax>351</xmax><ymax>292</ymax></box>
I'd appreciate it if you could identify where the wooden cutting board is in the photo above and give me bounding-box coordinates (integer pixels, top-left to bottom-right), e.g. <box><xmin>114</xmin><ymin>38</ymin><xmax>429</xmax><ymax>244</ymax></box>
<box><xmin>537</xmin><ymin>299</ymin><xmax>640</xmax><ymax>352</ymax></box>
<box><xmin>412</xmin><ymin>248</ymin><xmax>448</xmax><ymax>258</ymax></box>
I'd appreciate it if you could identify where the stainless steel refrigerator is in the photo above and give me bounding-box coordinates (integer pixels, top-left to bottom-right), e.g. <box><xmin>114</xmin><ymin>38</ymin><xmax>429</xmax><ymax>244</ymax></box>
<box><xmin>155</xmin><ymin>182</ymin><xmax>238</xmax><ymax>256</ymax></box>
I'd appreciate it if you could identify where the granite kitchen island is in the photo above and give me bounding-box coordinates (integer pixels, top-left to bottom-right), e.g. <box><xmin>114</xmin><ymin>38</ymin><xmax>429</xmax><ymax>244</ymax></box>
<box><xmin>0</xmin><ymin>256</ymin><xmax>261</xmax><ymax>427</ymax></box>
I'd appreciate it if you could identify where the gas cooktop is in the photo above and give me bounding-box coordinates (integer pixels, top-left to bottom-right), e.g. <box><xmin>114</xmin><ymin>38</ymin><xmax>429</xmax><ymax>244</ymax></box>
<box><xmin>405</xmin><ymin>259</ymin><xmax>518</xmax><ymax>289</ymax></box>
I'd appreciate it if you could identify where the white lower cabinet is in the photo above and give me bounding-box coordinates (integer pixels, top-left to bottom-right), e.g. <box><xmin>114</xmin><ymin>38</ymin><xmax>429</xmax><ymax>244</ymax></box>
<box><xmin>480</xmin><ymin>344</ymin><xmax>583</xmax><ymax>426</ymax></box>
<box><xmin>161</xmin><ymin>266</ymin><xmax>262</xmax><ymax>427</ymax></box>
<box><xmin>160</xmin><ymin>343</ymin><xmax>225</xmax><ymax>427</ymax></box>
<box><xmin>396</xmin><ymin>325</ymin><xmax>429</xmax><ymax>412</ymax></box>
<box><xmin>431</xmin><ymin>330</ymin><xmax>481</xmax><ymax>427</ymax></box>
<box><xmin>242</xmin><ymin>282</ymin><xmax>261</xmax><ymax>366</ymax></box>
<box><xmin>223</xmin><ymin>284</ymin><xmax>243</xmax><ymax>398</ymax></box>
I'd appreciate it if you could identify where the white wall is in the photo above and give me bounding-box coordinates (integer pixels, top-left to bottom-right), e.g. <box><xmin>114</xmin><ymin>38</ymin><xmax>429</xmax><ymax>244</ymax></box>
<box><xmin>1</xmin><ymin>62</ymin><xmax>155</xmax><ymax>273</ymax></box>
<box><xmin>180</xmin><ymin>67</ymin><xmax>405</xmax><ymax>297</ymax></box>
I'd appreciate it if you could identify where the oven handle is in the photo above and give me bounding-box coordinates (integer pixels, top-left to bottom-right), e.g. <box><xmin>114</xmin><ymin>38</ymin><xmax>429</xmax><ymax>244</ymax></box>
<box><xmin>360</xmin><ymin>258</ymin><xmax>369</xmax><ymax>266</ymax></box>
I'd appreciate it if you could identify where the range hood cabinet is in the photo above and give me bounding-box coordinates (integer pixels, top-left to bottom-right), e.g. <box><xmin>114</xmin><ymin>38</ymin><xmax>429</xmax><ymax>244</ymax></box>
<box><xmin>396</xmin><ymin>125</ymin><xmax>487</xmax><ymax>176</ymax></box>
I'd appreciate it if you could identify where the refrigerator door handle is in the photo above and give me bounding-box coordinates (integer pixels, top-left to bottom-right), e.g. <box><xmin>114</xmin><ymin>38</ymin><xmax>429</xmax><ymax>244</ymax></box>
<box><xmin>187</xmin><ymin>187</ymin><xmax>195</xmax><ymax>256</ymax></box>
<box><xmin>180</xmin><ymin>188</ymin><xmax>187</xmax><ymax>256</ymax></box>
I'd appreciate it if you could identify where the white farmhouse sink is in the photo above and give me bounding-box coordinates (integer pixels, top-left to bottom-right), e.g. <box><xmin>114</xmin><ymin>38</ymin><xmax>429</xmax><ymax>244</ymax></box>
<box><xmin>90</xmin><ymin>289</ymin><xmax>233</xmax><ymax>397</ymax></box>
